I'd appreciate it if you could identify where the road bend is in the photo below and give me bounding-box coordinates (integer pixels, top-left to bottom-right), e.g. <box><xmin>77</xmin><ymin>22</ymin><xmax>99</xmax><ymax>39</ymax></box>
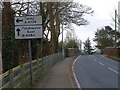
<box><xmin>73</xmin><ymin>55</ymin><xmax>119</xmax><ymax>88</ymax></box>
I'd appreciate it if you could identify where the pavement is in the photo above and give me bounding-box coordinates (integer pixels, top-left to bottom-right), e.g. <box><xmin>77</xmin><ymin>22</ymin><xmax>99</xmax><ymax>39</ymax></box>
<box><xmin>35</xmin><ymin>57</ymin><xmax>78</xmax><ymax>88</ymax></box>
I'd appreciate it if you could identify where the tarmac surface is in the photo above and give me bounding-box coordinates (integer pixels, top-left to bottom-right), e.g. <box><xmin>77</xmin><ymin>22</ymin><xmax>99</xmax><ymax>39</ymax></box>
<box><xmin>74</xmin><ymin>55</ymin><xmax>118</xmax><ymax>88</ymax></box>
<box><xmin>35</xmin><ymin>57</ymin><xmax>78</xmax><ymax>88</ymax></box>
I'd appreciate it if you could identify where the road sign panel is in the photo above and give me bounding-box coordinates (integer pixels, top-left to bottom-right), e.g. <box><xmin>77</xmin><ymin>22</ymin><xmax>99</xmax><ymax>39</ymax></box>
<box><xmin>15</xmin><ymin>16</ymin><xmax>42</xmax><ymax>26</ymax></box>
<box><xmin>15</xmin><ymin>25</ymin><xmax>43</xmax><ymax>39</ymax></box>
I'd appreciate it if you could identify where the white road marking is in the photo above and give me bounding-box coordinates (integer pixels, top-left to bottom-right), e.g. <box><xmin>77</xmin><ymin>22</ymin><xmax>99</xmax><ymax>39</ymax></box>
<box><xmin>108</xmin><ymin>67</ymin><xmax>119</xmax><ymax>74</ymax></box>
<box><xmin>98</xmin><ymin>62</ymin><xmax>105</xmax><ymax>66</ymax></box>
<box><xmin>93</xmin><ymin>59</ymin><xmax>97</xmax><ymax>62</ymax></box>
<box><xmin>72</xmin><ymin>56</ymin><xmax>81</xmax><ymax>88</ymax></box>
<box><xmin>73</xmin><ymin>72</ymin><xmax>80</xmax><ymax>88</ymax></box>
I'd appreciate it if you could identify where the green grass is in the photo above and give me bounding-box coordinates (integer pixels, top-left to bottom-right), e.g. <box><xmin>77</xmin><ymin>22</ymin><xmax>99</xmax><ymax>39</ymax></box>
<box><xmin>112</xmin><ymin>56</ymin><xmax>120</xmax><ymax>61</ymax></box>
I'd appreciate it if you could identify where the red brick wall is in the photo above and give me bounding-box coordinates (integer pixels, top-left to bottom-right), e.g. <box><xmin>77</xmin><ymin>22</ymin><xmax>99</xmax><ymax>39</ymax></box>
<box><xmin>103</xmin><ymin>47</ymin><xmax>120</xmax><ymax>56</ymax></box>
<box><xmin>65</xmin><ymin>48</ymin><xmax>80</xmax><ymax>57</ymax></box>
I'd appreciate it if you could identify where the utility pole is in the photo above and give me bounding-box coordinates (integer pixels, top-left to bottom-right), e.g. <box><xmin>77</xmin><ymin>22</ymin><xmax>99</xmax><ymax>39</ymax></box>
<box><xmin>62</xmin><ymin>24</ymin><xmax>64</xmax><ymax>57</ymax></box>
<box><xmin>115</xmin><ymin>10</ymin><xmax>117</xmax><ymax>45</ymax></box>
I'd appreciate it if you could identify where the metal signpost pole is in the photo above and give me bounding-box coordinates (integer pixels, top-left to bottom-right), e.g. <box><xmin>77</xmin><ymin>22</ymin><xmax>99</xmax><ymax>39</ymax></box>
<box><xmin>28</xmin><ymin>39</ymin><xmax>32</xmax><ymax>86</ymax></box>
<box><xmin>27</xmin><ymin>2</ymin><xmax>33</xmax><ymax>86</ymax></box>
<box><xmin>0</xmin><ymin>8</ymin><xmax>2</xmax><ymax>88</ymax></box>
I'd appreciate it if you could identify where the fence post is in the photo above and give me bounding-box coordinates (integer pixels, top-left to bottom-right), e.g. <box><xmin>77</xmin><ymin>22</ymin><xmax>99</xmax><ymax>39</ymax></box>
<box><xmin>9</xmin><ymin>69</ymin><xmax>14</xmax><ymax>88</ymax></box>
<box><xmin>36</xmin><ymin>59</ymin><xmax>40</xmax><ymax>80</ymax></box>
<box><xmin>41</xmin><ymin>58</ymin><xmax>44</xmax><ymax>77</ymax></box>
<box><xmin>20</xmin><ymin>64</ymin><xmax>24</xmax><ymax>88</ymax></box>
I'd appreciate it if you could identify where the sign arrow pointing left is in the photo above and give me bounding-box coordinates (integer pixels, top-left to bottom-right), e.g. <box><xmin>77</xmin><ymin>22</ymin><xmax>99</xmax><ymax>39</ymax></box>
<box><xmin>16</xmin><ymin>19</ymin><xmax>23</xmax><ymax>23</ymax></box>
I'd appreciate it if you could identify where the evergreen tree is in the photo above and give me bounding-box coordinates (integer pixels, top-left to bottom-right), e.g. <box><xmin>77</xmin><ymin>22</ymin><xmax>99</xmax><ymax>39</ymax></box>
<box><xmin>93</xmin><ymin>26</ymin><xmax>120</xmax><ymax>53</ymax></box>
<box><xmin>83</xmin><ymin>38</ymin><xmax>95</xmax><ymax>55</ymax></box>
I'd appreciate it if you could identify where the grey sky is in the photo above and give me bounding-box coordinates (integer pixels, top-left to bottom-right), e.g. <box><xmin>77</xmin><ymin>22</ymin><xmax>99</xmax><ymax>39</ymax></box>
<box><xmin>72</xmin><ymin>0</ymin><xmax>120</xmax><ymax>46</ymax></box>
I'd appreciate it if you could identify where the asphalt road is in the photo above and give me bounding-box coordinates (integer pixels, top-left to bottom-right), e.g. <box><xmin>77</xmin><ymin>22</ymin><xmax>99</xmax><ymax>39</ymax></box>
<box><xmin>73</xmin><ymin>55</ymin><xmax>119</xmax><ymax>88</ymax></box>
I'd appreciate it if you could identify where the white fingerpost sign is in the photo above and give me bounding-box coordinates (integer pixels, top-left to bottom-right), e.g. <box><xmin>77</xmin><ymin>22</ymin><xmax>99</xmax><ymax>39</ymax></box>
<box><xmin>14</xmin><ymin>16</ymin><xmax>42</xmax><ymax>39</ymax></box>
<box><xmin>15</xmin><ymin>16</ymin><xmax>42</xmax><ymax>26</ymax></box>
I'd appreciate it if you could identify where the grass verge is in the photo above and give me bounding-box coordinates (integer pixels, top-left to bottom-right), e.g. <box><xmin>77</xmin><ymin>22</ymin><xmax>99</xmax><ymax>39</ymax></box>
<box><xmin>112</xmin><ymin>56</ymin><xmax>120</xmax><ymax>61</ymax></box>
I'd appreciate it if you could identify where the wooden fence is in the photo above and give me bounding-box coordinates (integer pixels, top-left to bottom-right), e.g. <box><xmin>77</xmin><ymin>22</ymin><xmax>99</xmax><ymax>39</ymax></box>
<box><xmin>0</xmin><ymin>53</ymin><xmax>64</xmax><ymax>89</ymax></box>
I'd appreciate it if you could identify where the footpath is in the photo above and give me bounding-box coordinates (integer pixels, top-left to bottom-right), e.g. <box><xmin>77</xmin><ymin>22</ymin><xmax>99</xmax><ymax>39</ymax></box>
<box><xmin>35</xmin><ymin>57</ymin><xmax>78</xmax><ymax>88</ymax></box>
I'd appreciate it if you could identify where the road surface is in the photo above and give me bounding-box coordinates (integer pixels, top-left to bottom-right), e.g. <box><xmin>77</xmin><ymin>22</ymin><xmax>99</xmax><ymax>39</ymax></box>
<box><xmin>73</xmin><ymin>55</ymin><xmax>119</xmax><ymax>88</ymax></box>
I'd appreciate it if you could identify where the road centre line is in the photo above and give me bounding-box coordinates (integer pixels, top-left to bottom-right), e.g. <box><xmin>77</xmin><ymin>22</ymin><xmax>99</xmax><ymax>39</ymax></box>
<box><xmin>93</xmin><ymin>59</ymin><xmax>105</xmax><ymax>66</ymax></box>
<box><xmin>108</xmin><ymin>67</ymin><xmax>119</xmax><ymax>74</ymax></box>
<box><xmin>98</xmin><ymin>62</ymin><xmax>105</xmax><ymax>66</ymax></box>
<box><xmin>93</xmin><ymin>59</ymin><xmax>97</xmax><ymax>62</ymax></box>
<box><xmin>93</xmin><ymin>58</ymin><xmax>119</xmax><ymax>74</ymax></box>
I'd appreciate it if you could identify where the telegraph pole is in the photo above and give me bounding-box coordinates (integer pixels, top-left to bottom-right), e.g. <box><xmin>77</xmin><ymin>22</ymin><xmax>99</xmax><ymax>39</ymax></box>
<box><xmin>115</xmin><ymin>10</ymin><xmax>117</xmax><ymax>45</ymax></box>
<box><xmin>62</xmin><ymin>24</ymin><xmax>64</xmax><ymax>57</ymax></box>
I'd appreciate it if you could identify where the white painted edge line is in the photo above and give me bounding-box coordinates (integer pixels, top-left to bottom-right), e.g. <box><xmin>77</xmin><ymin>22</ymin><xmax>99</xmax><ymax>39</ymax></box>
<box><xmin>72</xmin><ymin>55</ymin><xmax>81</xmax><ymax>88</ymax></box>
<box><xmin>108</xmin><ymin>67</ymin><xmax>119</xmax><ymax>74</ymax></box>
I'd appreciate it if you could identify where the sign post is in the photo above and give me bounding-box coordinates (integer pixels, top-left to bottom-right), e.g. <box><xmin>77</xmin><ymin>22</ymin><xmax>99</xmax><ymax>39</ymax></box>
<box><xmin>14</xmin><ymin>15</ymin><xmax>42</xmax><ymax>86</ymax></box>
<box><xmin>0</xmin><ymin>8</ymin><xmax>2</xmax><ymax>88</ymax></box>
<box><xmin>28</xmin><ymin>39</ymin><xmax>32</xmax><ymax>86</ymax></box>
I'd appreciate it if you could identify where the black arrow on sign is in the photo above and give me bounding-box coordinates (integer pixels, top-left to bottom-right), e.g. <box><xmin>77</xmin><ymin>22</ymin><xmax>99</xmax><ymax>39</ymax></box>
<box><xmin>16</xmin><ymin>28</ymin><xmax>21</xmax><ymax>36</ymax></box>
<box><xmin>16</xmin><ymin>19</ymin><xmax>23</xmax><ymax>23</ymax></box>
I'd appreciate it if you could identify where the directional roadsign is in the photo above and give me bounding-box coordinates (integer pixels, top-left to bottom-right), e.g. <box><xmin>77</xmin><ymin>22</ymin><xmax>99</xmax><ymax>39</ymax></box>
<box><xmin>15</xmin><ymin>25</ymin><xmax>42</xmax><ymax>39</ymax></box>
<box><xmin>15</xmin><ymin>16</ymin><xmax>42</xmax><ymax>26</ymax></box>
<box><xmin>14</xmin><ymin>15</ymin><xmax>42</xmax><ymax>39</ymax></box>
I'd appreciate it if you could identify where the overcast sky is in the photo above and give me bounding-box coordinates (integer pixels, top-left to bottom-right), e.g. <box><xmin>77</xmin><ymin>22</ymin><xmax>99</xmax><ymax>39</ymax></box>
<box><xmin>72</xmin><ymin>0</ymin><xmax>120</xmax><ymax>46</ymax></box>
